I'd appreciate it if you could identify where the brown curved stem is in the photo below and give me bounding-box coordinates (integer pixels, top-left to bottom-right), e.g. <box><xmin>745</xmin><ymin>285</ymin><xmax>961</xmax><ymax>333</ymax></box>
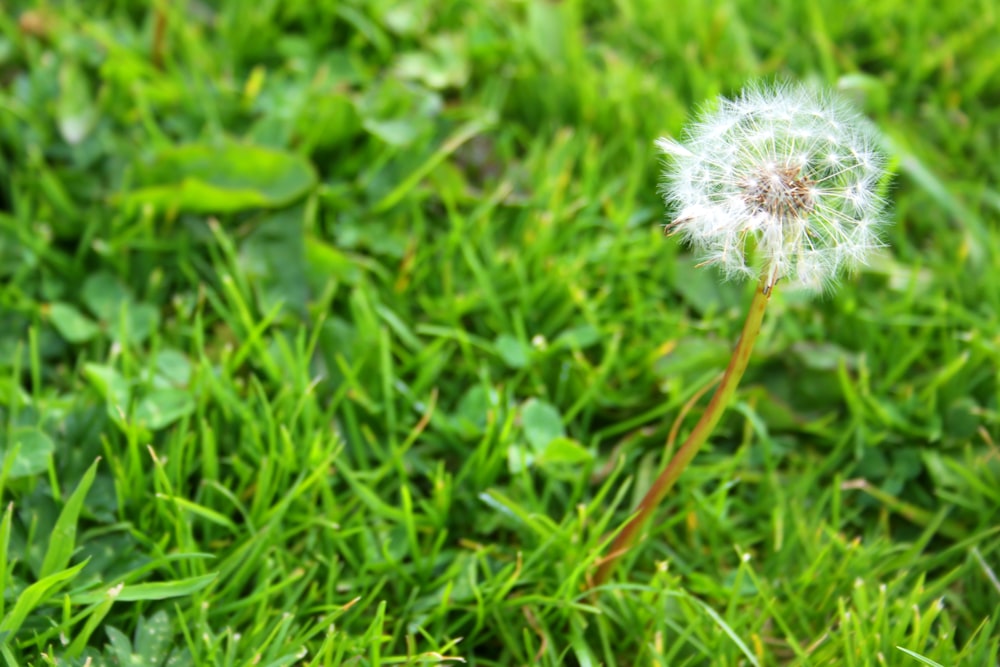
<box><xmin>594</xmin><ymin>281</ymin><xmax>772</xmax><ymax>586</ymax></box>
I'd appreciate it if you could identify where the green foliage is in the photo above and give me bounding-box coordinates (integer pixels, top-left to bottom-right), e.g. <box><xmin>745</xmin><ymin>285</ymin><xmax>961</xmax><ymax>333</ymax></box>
<box><xmin>0</xmin><ymin>0</ymin><xmax>997</xmax><ymax>665</ymax></box>
<box><xmin>126</xmin><ymin>143</ymin><xmax>318</xmax><ymax>213</ymax></box>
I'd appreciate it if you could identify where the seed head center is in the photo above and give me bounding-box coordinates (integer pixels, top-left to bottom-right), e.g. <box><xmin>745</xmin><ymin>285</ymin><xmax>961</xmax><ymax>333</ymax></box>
<box><xmin>741</xmin><ymin>164</ymin><xmax>815</xmax><ymax>220</ymax></box>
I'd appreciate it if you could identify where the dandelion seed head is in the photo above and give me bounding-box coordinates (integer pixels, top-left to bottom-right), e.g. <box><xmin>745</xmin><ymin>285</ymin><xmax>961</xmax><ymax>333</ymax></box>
<box><xmin>658</xmin><ymin>83</ymin><xmax>891</xmax><ymax>291</ymax></box>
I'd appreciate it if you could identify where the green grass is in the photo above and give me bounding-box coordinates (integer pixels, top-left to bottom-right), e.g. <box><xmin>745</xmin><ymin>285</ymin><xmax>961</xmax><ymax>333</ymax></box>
<box><xmin>1</xmin><ymin>0</ymin><xmax>998</xmax><ymax>664</ymax></box>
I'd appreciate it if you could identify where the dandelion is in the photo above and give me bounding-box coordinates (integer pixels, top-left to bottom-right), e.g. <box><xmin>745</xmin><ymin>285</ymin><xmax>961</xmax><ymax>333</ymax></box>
<box><xmin>657</xmin><ymin>83</ymin><xmax>889</xmax><ymax>292</ymax></box>
<box><xmin>595</xmin><ymin>83</ymin><xmax>891</xmax><ymax>586</ymax></box>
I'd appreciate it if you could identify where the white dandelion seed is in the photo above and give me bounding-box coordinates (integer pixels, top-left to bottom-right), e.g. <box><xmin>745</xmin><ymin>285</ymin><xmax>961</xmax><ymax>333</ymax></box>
<box><xmin>658</xmin><ymin>83</ymin><xmax>890</xmax><ymax>292</ymax></box>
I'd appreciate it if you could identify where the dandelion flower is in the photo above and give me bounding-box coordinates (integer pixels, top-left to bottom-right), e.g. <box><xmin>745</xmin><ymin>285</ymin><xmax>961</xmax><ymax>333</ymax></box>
<box><xmin>657</xmin><ymin>83</ymin><xmax>889</xmax><ymax>292</ymax></box>
<box><xmin>595</xmin><ymin>83</ymin><xmax>893</xmax><ymax>586</ymax></box>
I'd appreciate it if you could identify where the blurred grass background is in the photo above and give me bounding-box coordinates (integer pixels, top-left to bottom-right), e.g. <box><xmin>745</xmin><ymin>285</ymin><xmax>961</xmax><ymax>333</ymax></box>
<box><xmin>0</xmin><ymin>0</ymin><xmax>998</xmax><ymax>664</ymax></box>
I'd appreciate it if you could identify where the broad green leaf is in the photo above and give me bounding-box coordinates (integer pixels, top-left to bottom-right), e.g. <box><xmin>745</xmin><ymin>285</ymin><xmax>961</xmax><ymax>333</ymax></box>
<box><xmin>134</xmin><ymin>610</ymin><xmax>173</xmax><ymax>658</ymax></box>
<box><xmin>57</xmin><ymin>62</ymin><xmax>97</xmax><ymax>144</ymax></box>
<box><xmin>394</xmin><ymin>36</ymin><xmax>469</xmax><ymax>90</ymax></box>
<box><xmin>527</xmin><ymin>1</ymin><xmax>565</xmax><ymax>63</ymax></box>
<box><xmin>495</xmin><ymin>334</ymin><xmax>529</xmax><ymax>369</ymax></box>
<box><xmin>49</xmin><ymin>303</ymin><xmax>100</xmax><ymax>343</ymax></box>
<box><xmin>154</xmin><ymin>349</ymin><xmax>193</xmax><ymax>388</ymax></box>
<box><xmin>240</xmin><ymin>207</ymin><xmax>308</xmax><ymax>317</ymax></box>
<box><xmin>0</xmin><ymin>428</ymin><xmax>54</xmax><ymax>478</ymax></box>
<box><xmin>507</xmin><ymin>445</ymin><xmax>533</xmax><ymax>474</ymax></box>
<box><xmin>521</xmin><ymin>399</ymin><xmax>564</xmax><ymax>452</ymax></box>
<box><xmin>134</xmin><ymin>389</ymin><xmax>195</xmax><ymax>430</ymax></box>
<box><xmin>80</xmin><ymin>273</ymin><xmax>160</xmax><ymax>343</ymax></box>
<box><xmin>116</xmin><ymin>302</ymin><xmax>160</xmax><ymax>344</ymax></box>
<box><xmin>554</xmin><ymin>325</ymin><xmax>601</xmax><ymax>350</ymax></box>
<box><xmin>536</xmin><ymin>437</ymin><xmax>593</xmax><ymax>467</ymax></box>
<box><xmin>82</xmin><ymin>272</ymin><xmax>131</xmax><ymax>323</ymax></box>
<box><xmin>126</xmin><ymin>143</ymin><xmax>317</xmax><ymax>213</ymax></box>
<box><xmin>295</xmin><ymin>93</ymin><xmax>360</xmax><ymax>153</ymax></box>
<box><xmin>363</xmin><ymin>118</ymin><xmax>420</xmax><ymax>146</ymax></box>
<box><xmin>105</xmin><ymin>626</ymin><xmax>134</xmax><ymax>663</ymax></box>
<box><xmin>40</xmin><ymin>458</ymin><xmax>100</xmax><ymax>578</ymax></box>
<box><xmin>452</xmin><ymin>385</ymin><xmax>492</xmax><ymax>437</ymax></box>
<box><xmin>83</xmin><ymin>363</ymin><xmax>131</xmax><ymax>410</ymax></box>
<box><xmin>103</xmin><ymin>611</ymin><xmax>193</xmax><ymax>667</ymax></box>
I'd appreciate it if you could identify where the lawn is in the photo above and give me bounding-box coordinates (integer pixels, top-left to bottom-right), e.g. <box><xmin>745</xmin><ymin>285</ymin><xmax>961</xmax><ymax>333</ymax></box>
<box><xmin>1</xmin><ymin>1</ymin><xmax>998</xmax><ymax>665</ymax></box>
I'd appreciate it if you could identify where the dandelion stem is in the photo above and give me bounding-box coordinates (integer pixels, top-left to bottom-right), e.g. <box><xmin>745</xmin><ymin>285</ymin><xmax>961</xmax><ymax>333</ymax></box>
<box><xmin>595</xmin><ymin>281</ymin><xmax>772</xmax><ymax>586</ymax></box>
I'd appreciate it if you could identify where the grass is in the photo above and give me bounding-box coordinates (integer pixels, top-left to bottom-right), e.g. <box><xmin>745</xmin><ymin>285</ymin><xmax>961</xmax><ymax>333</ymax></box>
<box><xmin>0</xmin><ymin>0</ymin><xmax>998</xmax><ymax>664</ymax></box>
